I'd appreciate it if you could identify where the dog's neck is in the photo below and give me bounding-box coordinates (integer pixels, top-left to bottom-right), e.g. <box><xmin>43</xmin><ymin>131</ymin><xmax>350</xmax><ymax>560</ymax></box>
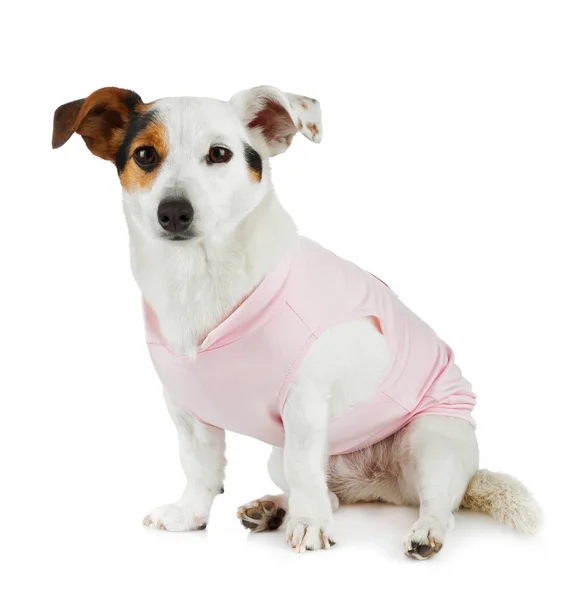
<box><xmin>127</xmin><ymin>189</ymin><xmax>297</xmax><ymax>358</ymax></box>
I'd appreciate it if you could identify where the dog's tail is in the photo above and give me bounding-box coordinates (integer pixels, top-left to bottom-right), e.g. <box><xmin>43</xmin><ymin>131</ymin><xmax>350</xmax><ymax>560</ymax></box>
<box><xmin>460</xmin><ymin>469</ymin><xmax>541</xmax><ymax>534</ymax></box>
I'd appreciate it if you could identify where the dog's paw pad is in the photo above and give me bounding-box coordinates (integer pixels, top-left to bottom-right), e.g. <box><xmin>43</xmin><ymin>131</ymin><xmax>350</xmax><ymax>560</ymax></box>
<box><xmin>407</xmin><ymin>539</ymin><xmax>442</xmax><ymax>559</ymax></box>
<box><xmin>237</xmin><ymin>498</ymin><xmax>286</xmax><ymax>532</ymax></box>
<box><xmin>404</xmin><ymin>518</ymin><xmax>445</xmax><ymax>560</ymax></box>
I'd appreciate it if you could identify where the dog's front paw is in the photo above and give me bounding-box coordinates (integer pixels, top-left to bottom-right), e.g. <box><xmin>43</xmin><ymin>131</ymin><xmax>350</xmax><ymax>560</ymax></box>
<box><xmin>143</xmin><ymin>503</ymin><xmax>208</xmax><ymax>532</ymax></box>
<box><xmin>286</xmin><ymin>517</ymin><xmax>335</xmax><ymax>552</ymax></box>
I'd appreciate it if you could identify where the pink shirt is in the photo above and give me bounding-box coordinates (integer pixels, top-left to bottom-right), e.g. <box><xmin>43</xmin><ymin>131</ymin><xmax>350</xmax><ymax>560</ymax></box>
<box><xmin>144</xmin><ymin>237</ymin><xmax>476</xmax><ymax>455</ymax></box>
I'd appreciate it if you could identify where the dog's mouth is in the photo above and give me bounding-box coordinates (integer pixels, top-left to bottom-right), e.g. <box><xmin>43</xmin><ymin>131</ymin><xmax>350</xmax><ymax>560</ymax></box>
<box><xmin>160</xmin><ymin>231</ymin><xmax>195</xmax><ymax>242</ymax></box>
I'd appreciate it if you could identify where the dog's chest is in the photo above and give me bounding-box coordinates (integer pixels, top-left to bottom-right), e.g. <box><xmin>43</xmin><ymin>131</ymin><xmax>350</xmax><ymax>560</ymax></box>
<box><xmin>134</xmin><ymin>252</ymin><xmax>254</xmax><ymax>358</ymax></box>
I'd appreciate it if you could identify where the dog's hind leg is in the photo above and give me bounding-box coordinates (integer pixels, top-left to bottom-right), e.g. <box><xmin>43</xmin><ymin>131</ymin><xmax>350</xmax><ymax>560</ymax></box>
<box><xmin>398</xmin><ymin>415</ymin><xmax>479</xmax><ymax>560</ymax></box>
<box><xmin>237</xmin><ymin>447</ymin><xmax>289</xmax><ymax>532</ymax></box>
<box><xmin>329</xmin><ymin>416</ymin><xmax>478</xmax><ymax>558</ymax></box>
<box><xmin>237</xmin><ymin>493</ymin><xmax>289</xmax><ymax>532</ymax></box>
<box><xmin>237</xmin><ymin>447</ymin><xmax>340</xmax><ymax>532</ymax></box>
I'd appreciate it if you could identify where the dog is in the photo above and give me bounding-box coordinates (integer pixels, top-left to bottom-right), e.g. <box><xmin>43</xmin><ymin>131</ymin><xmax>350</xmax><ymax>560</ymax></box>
<box><xmin>52</xmin><ymin>85</ymin><xmax>540</xmax><ymax>557</ymax></box>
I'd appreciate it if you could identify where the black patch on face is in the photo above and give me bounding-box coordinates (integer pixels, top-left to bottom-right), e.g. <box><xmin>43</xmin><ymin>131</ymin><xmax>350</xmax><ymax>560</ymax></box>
<box><xmin>115</xmin><ymin>109</ymin><xmax>157</xmax><ymax>174</ymax></box>
<box><xmin>243</xmin><ymin>143</ymin><xmax>262</xmax><ymax>180</ymax></box>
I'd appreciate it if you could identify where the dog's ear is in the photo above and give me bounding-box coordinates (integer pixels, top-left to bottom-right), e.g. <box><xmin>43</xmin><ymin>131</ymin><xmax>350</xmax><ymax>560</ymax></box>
<box><xmin>52</xmin><ymin>87</ymin><xmax>142</xmax><ymax>161</ymax></box>
<box><xmin>230</xmin><ymin>86</ymin><xmax>322</xmax><ymax>157</ymax></box>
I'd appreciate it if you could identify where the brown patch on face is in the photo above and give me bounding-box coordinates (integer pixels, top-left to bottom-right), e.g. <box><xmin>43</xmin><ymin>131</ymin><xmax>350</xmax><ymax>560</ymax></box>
<box><xmin>298</xmin><ymin>118</ymin><xmax>304</xmax><ymax>130</ymax></box>
<box><xmin>248</xmin><ymin>167</ymin><xmax>262</xmax><ymax>183</ymax></box>
<box><xmin>300</xmin><ymin>101</ymin><xmax>308</xmax><ymax>109</ymax></box>
<box><xmin>119</xmin><ymin>106</ymin><xmax>167</xmax><ymax>192</ymax></box>
<box><xmin>52</xmin><ymin>87</ymin><xmax>142</xmax><ymax>160</ymax></box>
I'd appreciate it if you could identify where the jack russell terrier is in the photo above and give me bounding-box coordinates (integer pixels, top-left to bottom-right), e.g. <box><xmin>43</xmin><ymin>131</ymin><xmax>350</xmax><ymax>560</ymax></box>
<box><xmin>52</xmin><ymin>86</ymin><xmax>540</xmax><ymax>557</ymax></box>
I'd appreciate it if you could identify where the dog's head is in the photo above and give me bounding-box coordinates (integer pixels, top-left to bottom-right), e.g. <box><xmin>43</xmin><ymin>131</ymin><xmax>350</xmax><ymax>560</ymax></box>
<box><xmin>52</xmin><ymin>86</ymin><xmax>321</xmax><ymax>242</ymax></box>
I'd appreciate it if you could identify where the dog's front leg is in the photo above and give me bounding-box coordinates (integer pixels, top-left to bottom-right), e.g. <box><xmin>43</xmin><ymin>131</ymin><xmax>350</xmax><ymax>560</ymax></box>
<box><xmin>143</xmin><ymin>390</ymin><xmax>226</xmax><ymax>532</ymax></box>
<box><xmin>282</xmin><ymin>379</ymin><xmax>335</xmax><ymax>552</ymax></box>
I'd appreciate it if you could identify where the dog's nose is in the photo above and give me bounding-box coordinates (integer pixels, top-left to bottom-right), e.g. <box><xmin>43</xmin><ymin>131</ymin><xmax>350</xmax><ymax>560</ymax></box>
<box><xmin>157</xmin><ymin>198</ymin><xmax>194</xmax><ymax>233</ymax></box>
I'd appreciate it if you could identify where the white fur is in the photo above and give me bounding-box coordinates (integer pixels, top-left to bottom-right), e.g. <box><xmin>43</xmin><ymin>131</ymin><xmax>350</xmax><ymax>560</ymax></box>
<box><xmin>143</xmin><ymin>391</ymin><xmax>225</xmax><ymax>531</ymax></box>
<box><xmin>60</xmin><ymin>85</ymin><xmax>539</xmax><ymax>555</ymax></box>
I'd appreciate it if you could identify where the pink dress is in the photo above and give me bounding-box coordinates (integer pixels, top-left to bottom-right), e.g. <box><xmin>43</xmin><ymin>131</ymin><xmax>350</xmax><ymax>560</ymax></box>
<box><xmin>144</xmin><ymin>237</ymin><xmax>476</xmax><ymax>455</ymax></box>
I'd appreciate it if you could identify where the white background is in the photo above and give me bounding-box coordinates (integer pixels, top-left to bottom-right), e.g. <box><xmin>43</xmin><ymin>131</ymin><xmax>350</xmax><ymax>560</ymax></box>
<box><xmin>1</xmin><ymin>1</ymin><xmax>570</xmax><ymax>598</ymax></box>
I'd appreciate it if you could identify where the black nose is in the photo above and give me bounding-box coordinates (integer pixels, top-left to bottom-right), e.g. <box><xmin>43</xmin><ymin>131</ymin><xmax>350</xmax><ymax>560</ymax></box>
<box><xmin>157</xmin><ymin>198</ymin><xmax>194</xmax><ymax>234</ymax></box>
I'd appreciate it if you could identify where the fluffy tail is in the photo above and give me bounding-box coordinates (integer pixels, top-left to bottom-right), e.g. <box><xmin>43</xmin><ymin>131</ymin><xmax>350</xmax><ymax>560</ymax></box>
<box><xmin>460</xmin><ymin>469</ymin><xmax>541</xmax><ymax>535</ymax></box>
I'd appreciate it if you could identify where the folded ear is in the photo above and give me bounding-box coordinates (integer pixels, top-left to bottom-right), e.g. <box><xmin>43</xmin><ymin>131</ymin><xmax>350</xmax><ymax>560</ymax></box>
<box><xmin>230</xmin><ymin>85</ymin><xmax>322</xmax><ymax>157</ymax></box>
<box><xmin>52</xmin><ymin>87</ymin><xmax>142</xmax><ymax>161</ymax></box>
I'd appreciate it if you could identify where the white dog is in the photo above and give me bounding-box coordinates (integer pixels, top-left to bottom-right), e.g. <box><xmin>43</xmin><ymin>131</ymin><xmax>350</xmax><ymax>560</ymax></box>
<box><xmin>52</xmin><ymin>86</ymin><xmax>540</xmax><ymax>557</ymax></box>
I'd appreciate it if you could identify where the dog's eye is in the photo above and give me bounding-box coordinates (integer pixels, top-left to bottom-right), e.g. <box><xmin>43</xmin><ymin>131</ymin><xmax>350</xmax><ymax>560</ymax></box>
<box><xmin>208</xmin><ymin>146</ymin><xmax>233</xmax><ymax>164</ymax></box>
<box><xmin>134</xmin><ymin>146</ymin><xmax>159</xmax><ymax>169</ymax></box>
